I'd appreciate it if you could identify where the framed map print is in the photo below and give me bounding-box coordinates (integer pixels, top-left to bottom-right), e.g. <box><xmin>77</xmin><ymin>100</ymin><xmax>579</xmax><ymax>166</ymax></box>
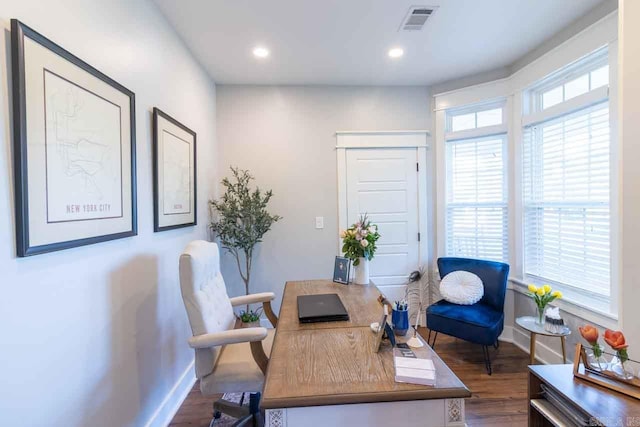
<box><xmin>152</xmin><ymin>108</ymin><xmax>196</xmax><ymax>232</ymax></box>
<box><xmin>11</xmin><ymin>19</ymin><xmax>137</xmax><ymax>256</ymax></box>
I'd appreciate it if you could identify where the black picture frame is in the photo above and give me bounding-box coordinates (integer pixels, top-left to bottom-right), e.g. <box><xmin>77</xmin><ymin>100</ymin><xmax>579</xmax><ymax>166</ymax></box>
<box><xmin>374</xmin><ymin>313</ymin><xmax>388</xmax><ymax>353</ymax></box>
<box><xmin>152</xmin><ymin>108</ymin><xmax>197</xmax><ymax>232</ymax></box>
<box><xmin>333</xmin><ymin>256</ymin><xmax>351</xmax><ymax>284</ymax></box>
<box><xmin>11</xmin><ymin>19</ymin><xmax>137</xmax><ymax>256</ymax></box>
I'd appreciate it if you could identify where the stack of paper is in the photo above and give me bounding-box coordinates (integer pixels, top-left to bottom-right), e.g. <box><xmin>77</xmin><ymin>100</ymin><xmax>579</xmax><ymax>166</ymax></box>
<box><xmin>394</xmin><ymin>355</ymin><xmax>436</xmax><ymax>386</ymax></box>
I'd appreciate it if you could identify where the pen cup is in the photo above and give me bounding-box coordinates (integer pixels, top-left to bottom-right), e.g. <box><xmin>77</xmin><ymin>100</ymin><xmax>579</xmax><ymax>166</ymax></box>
<box><xmin>392</xmin><ymin>308</ymin><xmax>409</xmax><ymax>336</ymax></box>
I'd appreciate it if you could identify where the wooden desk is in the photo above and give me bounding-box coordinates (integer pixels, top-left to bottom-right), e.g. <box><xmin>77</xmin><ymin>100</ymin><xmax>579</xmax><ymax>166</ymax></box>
<box><xmin>262</xmin><ymin>280</ymin><xmax>471</xmax><ymax>427</ymax></box>
<box><xmin>529</xmin><ymin>364</ymin><xmax>640</xmax><ymax>426</ymax></box>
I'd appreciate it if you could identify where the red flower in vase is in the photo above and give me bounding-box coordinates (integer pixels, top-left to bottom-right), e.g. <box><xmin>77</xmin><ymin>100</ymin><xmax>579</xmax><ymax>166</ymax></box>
<box><xmin>604</xmin><ymin>330</ymin><xmax>629</xmax><ymax>351</ymax></box>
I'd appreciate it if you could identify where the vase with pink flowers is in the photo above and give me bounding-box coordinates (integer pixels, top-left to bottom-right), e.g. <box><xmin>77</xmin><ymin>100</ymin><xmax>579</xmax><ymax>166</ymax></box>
<box><xmin>340</xmin><ymin>214</ymin><xmax>381</xmax><ymax>285</ymax></box>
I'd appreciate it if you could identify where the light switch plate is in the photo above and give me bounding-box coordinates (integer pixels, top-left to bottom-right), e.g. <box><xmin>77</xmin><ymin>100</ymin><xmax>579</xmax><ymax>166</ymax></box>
<box><xmin>315</xmin><ymin>216</ymin><xmax>324</xmax><ymax>229</ymax></box>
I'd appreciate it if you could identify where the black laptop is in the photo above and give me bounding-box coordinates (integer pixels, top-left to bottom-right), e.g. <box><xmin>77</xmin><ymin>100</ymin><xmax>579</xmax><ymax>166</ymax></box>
<box><xmin>297</xmin><ymin>293</ymin><xmax>349</xmax><ymax>323</ymax></box>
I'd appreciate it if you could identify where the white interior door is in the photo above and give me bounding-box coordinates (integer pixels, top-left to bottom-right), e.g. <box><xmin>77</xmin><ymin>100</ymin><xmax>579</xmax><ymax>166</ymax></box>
<box><xmin>345</xmin><ymin>148</ymin><xmax>420</xmax><ymax>301</ymax></box>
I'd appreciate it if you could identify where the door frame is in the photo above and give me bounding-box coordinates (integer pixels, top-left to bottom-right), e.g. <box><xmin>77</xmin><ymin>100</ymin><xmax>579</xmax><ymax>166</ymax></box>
<box><xmin>335</xmin><ymin>130</ymin><xmax>431</xmax><ymax>272</ymax></box>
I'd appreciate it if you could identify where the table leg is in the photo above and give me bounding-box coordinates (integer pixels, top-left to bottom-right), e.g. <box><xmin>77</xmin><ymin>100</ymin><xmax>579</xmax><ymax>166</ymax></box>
<box><xmin>561</xmin><ymin>336</ymin><xmax>567</xmax><ymax>363</ymax></box>
<box><xmin>529</xmin><ymin>333</ymin><xmax>537</xmax><ymax>365</ymax></box>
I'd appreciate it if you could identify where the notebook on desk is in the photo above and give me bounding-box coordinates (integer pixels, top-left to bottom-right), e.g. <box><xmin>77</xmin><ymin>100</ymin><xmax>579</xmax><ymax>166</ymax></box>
<box><xmin>393</xmin><ymin>348</ymin><xmax>436</xmax><ymax>386</ymax></box>
<box><xmin>297</xmin><ymin>293</ymin><xmax>349</xmax><ymax>323</ymax></box>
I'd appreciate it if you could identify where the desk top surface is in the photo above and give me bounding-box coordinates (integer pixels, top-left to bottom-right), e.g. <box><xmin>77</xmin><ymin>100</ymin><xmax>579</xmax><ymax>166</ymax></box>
<box><xmin>261</xmin><ymin>280</ymin><xmax>471</xmax><ymax>409</ymax></box>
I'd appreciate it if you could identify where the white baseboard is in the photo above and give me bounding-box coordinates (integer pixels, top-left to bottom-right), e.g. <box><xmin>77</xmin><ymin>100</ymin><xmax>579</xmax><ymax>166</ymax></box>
<box><xmin>499</xmin><ymin>325</ymin><xmax>565</xmax><ymax>365</ymax></box>
<box><xmin>144</xmin><ymin>359</ymin><xmax>196</xmax><ymax>427</ymax></box>
<box><xmin>498</xmin><ymin>325</ymin><xmax>515</xmax><ymax>342</ymax></box>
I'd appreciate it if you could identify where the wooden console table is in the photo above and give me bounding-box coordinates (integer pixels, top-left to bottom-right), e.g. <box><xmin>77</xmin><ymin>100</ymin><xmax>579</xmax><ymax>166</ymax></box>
<box><xmin>529</xmin><ymin>364</ymin><xmax>640</xmax><ymax>426</ymax></box>
<box><xmin>262</xmin><ymin>280</ymin><xmax>471</xmax><ymax>427</ymax></box>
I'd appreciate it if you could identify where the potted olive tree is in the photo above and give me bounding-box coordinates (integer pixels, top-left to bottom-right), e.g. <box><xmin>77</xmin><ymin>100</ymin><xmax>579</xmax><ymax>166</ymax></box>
<box><xmin>209</xmin><ymin>167</ymin><xmax>281</xmax><ymax>312</ymax></box>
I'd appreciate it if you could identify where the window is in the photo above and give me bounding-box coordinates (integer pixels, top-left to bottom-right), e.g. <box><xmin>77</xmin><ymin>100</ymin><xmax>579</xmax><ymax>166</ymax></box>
<box><xmin>541</xmin><ymin>66</ymin><xmax>609</xmax><ymax>109</ymax></box>
<box><xmin>445</xmin><ymin>101</ymin><xmax>508</xmax><ymax>262</ymax></box>
<box><xmin>449</xmin><ymin>105</ymin><xmax>504</xmax><ymax>132</ymax></box>
<box><xmin>523</xmin><ymin>51</ymin><xmax>611</xmax><ymax>300</ymax></box>
<box><xmin>533</xmin><ymin>49</ymin><xmax>609</xmax><ymax>111</ymax></box>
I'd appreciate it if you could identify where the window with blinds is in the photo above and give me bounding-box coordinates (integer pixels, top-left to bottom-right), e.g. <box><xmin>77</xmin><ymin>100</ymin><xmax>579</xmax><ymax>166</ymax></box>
<box><xmin>446</xmin><ymin>135</ymin><xmax>508</xmax><ymax>262</ymax></box>
<box><xmin>522</xmin><ymin>102</ymin><xmax>610</xmax><ymax>297</ymax></box>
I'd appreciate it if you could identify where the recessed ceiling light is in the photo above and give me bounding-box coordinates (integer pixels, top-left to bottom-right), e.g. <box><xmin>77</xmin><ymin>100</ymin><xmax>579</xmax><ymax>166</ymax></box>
<box><xmin>388</xmin><ymin>48</ymin><xmax>404</xmax><ymax>59</ymax></box>
<box><xmin>253</xmin><ymin>46</ymin><xmax>270</xmax><ymax>58</ymax></box>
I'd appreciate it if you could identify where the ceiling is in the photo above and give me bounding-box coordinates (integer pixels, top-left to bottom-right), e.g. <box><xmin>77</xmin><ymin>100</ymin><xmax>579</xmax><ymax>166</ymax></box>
<box><xmin>153</xmin><ymin>0</ymin><xmax>605</xmax><ymax>86</ymax></box>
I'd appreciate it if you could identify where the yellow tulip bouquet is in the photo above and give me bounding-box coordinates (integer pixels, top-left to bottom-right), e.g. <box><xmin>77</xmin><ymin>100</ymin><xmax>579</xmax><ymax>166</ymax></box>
<box><xmin>527</xmin><ymin>284</ymin><xmax>563</xmax><ymax>325</ymax></box>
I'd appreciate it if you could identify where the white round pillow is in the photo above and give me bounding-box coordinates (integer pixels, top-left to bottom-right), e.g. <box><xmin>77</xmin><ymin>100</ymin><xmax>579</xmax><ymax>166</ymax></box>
<box><xmin>440</xmin><ymin>271</ymin><xmax>484</xmax><ymax>305</ymax></box>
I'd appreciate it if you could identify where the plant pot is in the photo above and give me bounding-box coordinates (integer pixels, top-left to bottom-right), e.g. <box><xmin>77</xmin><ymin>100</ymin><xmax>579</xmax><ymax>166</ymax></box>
<box><xmin>392</xmin><ymin>309</ymin><xmax>409</xmax><ymax>336</ymax></box>
<box><xmin>354</xmin><ymin>257</ymin><xmax>370</xmax><ymax>285</ymax></box>
<box><xmin>241</xmin><ymin>321</ymin><xmax>260</xmax><ymax>328</ymax></box>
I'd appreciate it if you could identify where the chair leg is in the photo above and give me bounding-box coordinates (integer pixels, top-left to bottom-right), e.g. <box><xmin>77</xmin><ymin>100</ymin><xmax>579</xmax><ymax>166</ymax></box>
<box><xmin>494</xmin><ymin>340</ymin><xmax>500</xmax><ymax>350</ymax></box>
<box><xmin>427</xmin><ymin>329</ymin><xmax>432</xmax><ymax>344</ymax></box>
<box><xmin>482</xmin><ymin>345</ymin><xmax>493</xmax><ymax>375</ymax></box>
<box><xmin>249</xmin><ymin>393</ymin><xmax>261</xmax><ymax>427</ymax></box>
<box><xmin>213</xmin><ymin>398</ymin><xmax>250</xmax><ymax>419</ymax></box>
<box><xmin>430</xmin><ymin>332</ymin><xmax>438</xmax><ymax>349</ymax></box>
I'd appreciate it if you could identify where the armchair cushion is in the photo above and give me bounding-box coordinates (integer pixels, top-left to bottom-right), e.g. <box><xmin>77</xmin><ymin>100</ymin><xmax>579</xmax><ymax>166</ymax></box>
<box><xmin>200</xmin><ymin>329</ymin><xmax>275</xmax><ymax>395</ymax></box>
<box><xmin>440</xmin><ymin>270</ymin><xmax>484</xmax><ymax>305</ymax></box>
<box><xmin>427</xmin><ymin>300</ymin><xmax>504</xmax><ymax>346</ymax></box>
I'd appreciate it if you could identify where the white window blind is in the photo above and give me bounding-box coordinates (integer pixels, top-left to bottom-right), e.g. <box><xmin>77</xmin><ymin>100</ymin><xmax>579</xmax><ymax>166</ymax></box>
<box><xmin>446</xmin><ymin>135</ymin><xmax>508</xmax><ymax>262</ymax></box>
<box><xmin>523</xmin><ymin>102</ymin><xmax>610</xmax><ymax>297</ymax></box>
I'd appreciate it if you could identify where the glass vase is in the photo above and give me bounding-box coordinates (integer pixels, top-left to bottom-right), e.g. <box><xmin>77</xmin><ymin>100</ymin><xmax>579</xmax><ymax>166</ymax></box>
<box><xmin>585</xmin><ymin>349</ymin><xmax>607</xmax><ymax>372</ymax></box>
<box><xmin>535</xmin><ymin>306</ymin><xmax>545</xmax><ymax>325</ymax></box>
<box><xmin>609</xmin><ymin>355</ymin><xmax>635</xmax><ymax>380</ymax></box>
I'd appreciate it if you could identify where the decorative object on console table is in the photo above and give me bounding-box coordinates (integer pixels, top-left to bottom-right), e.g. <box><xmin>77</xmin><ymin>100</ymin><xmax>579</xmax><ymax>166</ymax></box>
<box><xmin>11</xmin><ymin>19</ymin><xmax>137</xmax><ymax>256</ymax></box>
<box><xmin>605</xmin><ymin>329</ymin><xmax>634</xmax><ymax>380</ymax></box>
<box><xmin>340</xmin><ymin>214</ymin><xmax>380</xmax><ymax>285</ymax></box>
<box><xmin>209</xmin><ymin>167</ymin><xmax>282</xmax><ymax>311</ymax></box>
<box><xmin>526</xmin><ymin>284</ymin><xmax>562</xmax><ymax>325</ymax></box>
<box><xmin>574</xmin><ymin>343</ymin><xmax>640</xmax><ymax>399</ymax></box>
<box><xmin>332</xmin><ymin>256</ymin><xmax>351</xmax><ymax>284</ymax></box>
<box><xmin>392</xmin><ymin>300</ymin><xmax>409</xmax><ymax>336</ymax></box>
<box><xmin>152</xmin><ymin>108</ymin><xmax>196</xmax><ymax>232</ymax></box>
<box><xmin>579</xmin><ymin>324</ymin><xmax>607</xmax><ymax>372</ymax></box>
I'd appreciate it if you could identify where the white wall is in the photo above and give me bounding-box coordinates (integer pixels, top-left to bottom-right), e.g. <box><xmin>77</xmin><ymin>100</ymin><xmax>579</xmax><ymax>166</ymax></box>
<box><xmin>0</xmin><ymin>1</ymin><xmax>217</xmax><ymax>426</ymax></box>
<box><xmin>216</xmin><ymin>85</ymin><xmax>431</xmax><ymax>311</ymax></box>
<box><xmin>619</xmin><ymin>0</ymin><xmax>640</xmax><ymax>351</ymax></box>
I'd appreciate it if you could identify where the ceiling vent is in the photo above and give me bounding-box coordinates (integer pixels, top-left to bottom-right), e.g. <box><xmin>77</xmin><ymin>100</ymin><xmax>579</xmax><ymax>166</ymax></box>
<box><xmin>400</xmin><ymin>6</ymin><xmax>438</xmax><ymax>31</ymax></box>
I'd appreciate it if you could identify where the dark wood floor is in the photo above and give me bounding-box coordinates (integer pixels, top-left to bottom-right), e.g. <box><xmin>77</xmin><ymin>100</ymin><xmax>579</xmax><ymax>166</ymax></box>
<box><xmin>170</xmin><ymin>328</ymin><xmax>529</xmax><ymax>427</ymax></box>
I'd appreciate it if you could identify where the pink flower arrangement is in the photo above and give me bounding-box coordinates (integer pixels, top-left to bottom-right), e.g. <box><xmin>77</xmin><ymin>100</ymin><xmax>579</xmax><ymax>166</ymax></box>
<box><xmin>340</xmin><ymin>215</ymin><xmax>381</xmax><ymax>266</ymax></box>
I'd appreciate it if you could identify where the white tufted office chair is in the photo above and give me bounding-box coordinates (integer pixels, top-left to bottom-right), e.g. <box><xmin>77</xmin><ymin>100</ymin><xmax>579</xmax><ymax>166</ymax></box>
<box><xmin>179</xmin><ymin>240</ymin><xmax>278</xmax><ymax>426</ymax></box>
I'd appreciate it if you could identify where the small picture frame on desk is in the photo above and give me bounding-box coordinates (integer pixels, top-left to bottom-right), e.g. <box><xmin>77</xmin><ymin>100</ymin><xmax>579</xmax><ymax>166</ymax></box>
<box><xmin>374</xmin><ymin>313</ymin><xmax>397</xmax><ymax>352</ymax></box>
<box><xmin>333</xmin><ymin>256</ymin><xmax>351</xmax><ymax>284</ymax></box>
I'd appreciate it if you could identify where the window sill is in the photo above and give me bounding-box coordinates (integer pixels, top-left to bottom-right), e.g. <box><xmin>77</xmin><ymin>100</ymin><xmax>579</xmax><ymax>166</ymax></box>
<box><xmin>509</xmin><ymin>277</ymin><xmax>618</xmax><ymax>329</ymax></box>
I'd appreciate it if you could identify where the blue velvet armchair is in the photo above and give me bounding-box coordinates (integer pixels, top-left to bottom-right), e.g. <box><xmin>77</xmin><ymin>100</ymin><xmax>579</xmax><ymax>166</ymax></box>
<box><xmin>426</xmin><ymin>257</ymin><xmax>509</xmax><ymax>374</ymax></box>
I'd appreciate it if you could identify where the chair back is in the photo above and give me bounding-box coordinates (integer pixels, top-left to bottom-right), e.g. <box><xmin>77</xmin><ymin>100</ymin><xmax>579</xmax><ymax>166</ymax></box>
<box><xmin>437</xmin><ymin>257</ymin><xmax>509</xmax><ymax>312</ymax></box>
<box><xmin>179</xmin><ymin>240</ymin><xmax>235</xmax><ymax>378</ymax></box>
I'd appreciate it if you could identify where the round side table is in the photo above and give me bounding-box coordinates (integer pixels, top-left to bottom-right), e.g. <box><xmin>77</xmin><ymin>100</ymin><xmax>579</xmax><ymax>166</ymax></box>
<box><xmin>515</xmin><ymin>316</ymin><xmax>571</xmax><ymax>364</ymax></box>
